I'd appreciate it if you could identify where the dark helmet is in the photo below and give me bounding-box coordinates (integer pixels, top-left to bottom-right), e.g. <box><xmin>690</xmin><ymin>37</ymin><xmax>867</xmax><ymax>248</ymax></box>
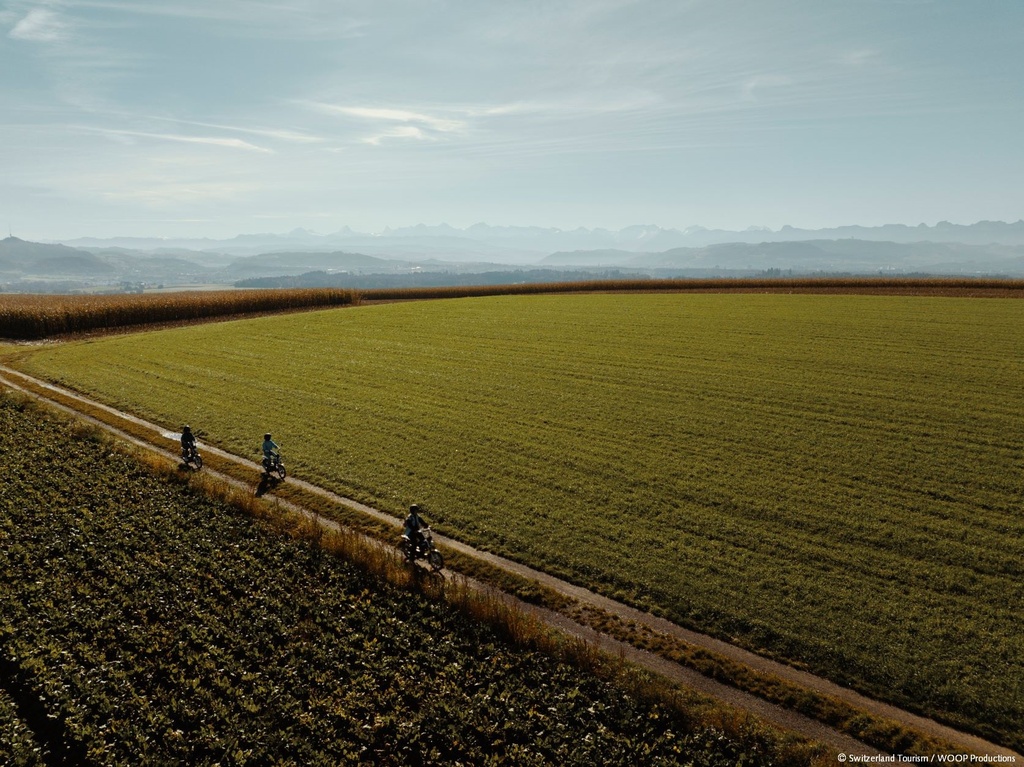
<box><xmin>182</xmin><ymin>425</ymin><xmax>191</xmax><ymax>433</ymax></box>
<box><xmin>409</xmin><ymin>504</ymin><xmax>420</xmax><ymax>514</ymax></box>
<box><xmin>264</xmin><ymin>433</ymin><xmax>272</xmax><ymax>440</ymax></box>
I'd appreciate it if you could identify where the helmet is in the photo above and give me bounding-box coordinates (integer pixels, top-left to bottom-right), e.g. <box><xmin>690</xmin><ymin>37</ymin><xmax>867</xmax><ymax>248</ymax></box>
<box><xmin>182</xmin><ymin>425</ymin><xmax>191</xmax><ymax>433</ymax></box>
<box><xmin>409</xmin><ymin>504</ymin><xmax>420</xmax><ymax>513</ymax></box>
<box><xmin>264</xmin><ymin>433</ymin><xmax>272</xmax><ymax>440</ymax></box>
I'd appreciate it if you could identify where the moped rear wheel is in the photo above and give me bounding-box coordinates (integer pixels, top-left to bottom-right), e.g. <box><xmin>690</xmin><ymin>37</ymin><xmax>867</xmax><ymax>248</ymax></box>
<box><xmin>397</xmin><ymin>537</ymin><xmax>412</xmax><ymax>561</ymax></box>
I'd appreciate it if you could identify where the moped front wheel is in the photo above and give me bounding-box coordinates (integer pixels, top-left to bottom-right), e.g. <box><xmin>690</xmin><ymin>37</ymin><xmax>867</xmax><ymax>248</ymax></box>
<box><xmin>427</xmin><ymin>549</ymin><xmax>444</xmax><ymax>572</ymax></box>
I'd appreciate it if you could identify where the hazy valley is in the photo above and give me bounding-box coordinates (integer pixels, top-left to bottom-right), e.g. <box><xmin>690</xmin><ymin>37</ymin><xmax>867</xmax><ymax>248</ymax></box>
<box><xmin>4</xmin><ymin>220</ymin><xmax>1024</xmax><ymax>292</ymax></box>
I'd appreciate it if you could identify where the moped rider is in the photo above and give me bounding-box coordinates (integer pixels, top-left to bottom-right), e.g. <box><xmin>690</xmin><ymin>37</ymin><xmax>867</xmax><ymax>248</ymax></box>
<box><xmin>181</xmin><ymin>425</ymin><xmax>197</xmax><ymax>459</ymax></box>
<box><xmin>403</xmin><ymin>504</ymin><xmax>427</xmax><ymax>556</ymax></box>
<box><xmin>261</xmin><ymin>433</ymin><xmax>280</xmax><ymax>470</ymax></box>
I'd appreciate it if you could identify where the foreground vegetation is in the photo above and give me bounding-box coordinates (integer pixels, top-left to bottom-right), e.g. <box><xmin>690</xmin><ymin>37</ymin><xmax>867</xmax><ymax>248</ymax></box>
<box><xmin>9</xmin><ymin>293</ymin><xmax>1024</xmax><ymax>750</ymax></box>
<box><xmin>0</xmin><ymin>392</ymin><xmax>799</xmax><ymax>765</ymax></box>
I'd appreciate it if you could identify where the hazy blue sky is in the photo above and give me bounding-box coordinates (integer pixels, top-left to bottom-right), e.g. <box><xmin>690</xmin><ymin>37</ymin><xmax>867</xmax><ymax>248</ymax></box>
<box><xmin>2</xmin><ymin>0</ymin><xmax>1022</xmax><ymax>240</ymax></box>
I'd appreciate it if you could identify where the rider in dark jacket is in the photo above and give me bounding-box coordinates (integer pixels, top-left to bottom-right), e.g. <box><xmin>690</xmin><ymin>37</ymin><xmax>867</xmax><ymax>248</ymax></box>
<box><xmin>181</xmin><ymin>425</ymin><xmax>196</xmax><ymax>458</ymax></box>
<box><xmin>403</xmin><ymin>504</ymin><xmax>427</xmax><ymax>554</ymax></box>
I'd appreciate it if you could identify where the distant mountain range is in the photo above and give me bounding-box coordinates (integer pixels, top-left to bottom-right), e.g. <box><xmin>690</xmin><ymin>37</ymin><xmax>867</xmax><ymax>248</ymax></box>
<box><xmin>55</xmin><ymin>219</ymin><xmax>1024</xmax><ymax>259</ymax></box>
<box><xmin>3</xmin><ymin>220</ymin><xmax>1024</xmax><ymax>292</ymax></box>
<box><xmin>0</xmin><ymin>238</ymin><xmax>116</xmax><ymax>277</ymax></box>
<box><xmin>542</xmin><ymin>240</ymin><xmax>1024</xmax><ymax>274</ymax></box>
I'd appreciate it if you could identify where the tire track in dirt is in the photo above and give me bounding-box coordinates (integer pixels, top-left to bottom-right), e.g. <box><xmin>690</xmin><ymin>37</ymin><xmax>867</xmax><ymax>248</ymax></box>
<box><xmin>1</xmin><ymin>365</ymin><xmax>1019</xmax><ymax>759</ymax></box>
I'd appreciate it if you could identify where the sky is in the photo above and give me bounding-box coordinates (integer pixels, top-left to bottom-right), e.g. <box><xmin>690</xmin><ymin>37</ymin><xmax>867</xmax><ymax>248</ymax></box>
<box><xmin>2</xmin><ymin>0</ymin><xmax>1023</xmax><ymax>241</ymax></box>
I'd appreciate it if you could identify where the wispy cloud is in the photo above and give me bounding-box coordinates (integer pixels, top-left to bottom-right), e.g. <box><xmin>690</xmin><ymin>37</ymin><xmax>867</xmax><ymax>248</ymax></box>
<box><xmin>362</xmin><ymin>126</ymin><xmax>427</xmax><ymax>146</ymax></box>
<box><xmin>469</xmin><ymin>93</ymin><xmax>660</xmax><ymax>119</ymax></box>
<box><xmin>842</xmin><ymin>49</ymin><xmax>882</xmax><ymax>67</ymax></box>
<box><xmin>9</xmin><ymin>7</ymin><xmax>70</xmax><ymax>42</ymax></box>
<box><xmin>144</xmin><ymin>116</ymin><xmax>323</xmax><ymax>144</ymax></box>
<box><xmin>83</xmin><ymin>126</ymin><xmax>273</xmax><ymax>152</ymax></box>
<box><xmin>56</xmin><ymin>0</ymin><xmax>367</xmax><ymax>38</ymax></box>
<box><xmin>5</xmin><ymin>3</ymin><xmax>150</xmax><ymax>113</ymax></box>
<box><xmin>740</xmin><ymin>74</ymin><xmax>794</xmax><ymax>102</ymax></box>
<box><xmin>305</xmin><ymin>103</ymin><xmax>466</xmax><ymax>134</ymax></box>
<box><xmin>301</xmin><ymin>101</ymin><xmax>470</xmax><ymax>145</ymax></box>
<box><xmin>303</xmin><ymin>95</ymin><xmax>663</xmax><ymax>148</ymax></box>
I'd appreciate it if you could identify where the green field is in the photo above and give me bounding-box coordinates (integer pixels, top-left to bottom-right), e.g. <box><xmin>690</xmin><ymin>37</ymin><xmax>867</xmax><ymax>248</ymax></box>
<box><xmin>0</xmin><ymin>393</ymin><xmax>778</xmax><ymax>766</ymax></box>
<box><xmin>12</xmin><ymin>293</ymin><xmax>1024</xmax><ymax>747</ymax></box>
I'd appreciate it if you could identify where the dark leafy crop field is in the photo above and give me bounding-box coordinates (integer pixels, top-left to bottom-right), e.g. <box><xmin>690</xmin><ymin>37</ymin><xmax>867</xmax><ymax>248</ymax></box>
<box><xmin>0</xmin><ymin>686</ymin><xmax>41</xmax><ymax>767</ymax></box>
<box><xmin>0</xmin><ymin>393</ymin><xmax>789</xmax><ymax>766</ymax></box>
<box><xmin>12</xmin><ymin>292</ymin><xmax>1023</xmax><ymax>750</ymax></box>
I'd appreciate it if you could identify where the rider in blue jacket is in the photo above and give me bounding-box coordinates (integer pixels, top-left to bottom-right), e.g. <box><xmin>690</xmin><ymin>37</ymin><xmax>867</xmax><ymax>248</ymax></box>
<box><xmin>262</xmin><ymin>433</ymin><xmax>279</xmax><ymax>468</ymax></box>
